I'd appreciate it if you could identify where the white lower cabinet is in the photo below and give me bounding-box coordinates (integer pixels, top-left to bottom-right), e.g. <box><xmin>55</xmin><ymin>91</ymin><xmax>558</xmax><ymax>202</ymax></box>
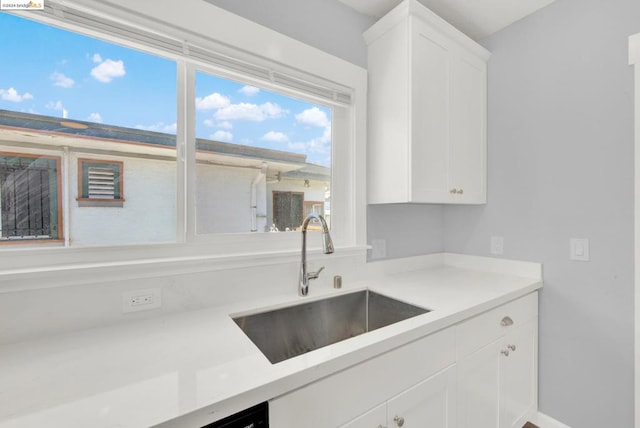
<box><xmin>457</xmin><ymin>339</ymin><xmax>502</xmax><ymax>428</ymax></box>
<box><xmin>500</xmin><ymin>318</ymin><xmax>537</xmax><ymax>428</ymax></box>
<box><xmin>456</xmin><ymin>293</ymin><xmax>538</xmax><ymax>428</ymax></box>
<box><xmin>269</xmin><ymin>328</ymin><xmax>456</xmax><ymax>428</ymax></box>
<box><xmin>269</xmin><ymin>292</ymin><xmax>538</xmax><ymax>428</ymax></box>
<box><xmin>341</xmin><ymin>365</ymin><xmax>457</xmax><ymax>428</ymax></box>
<box><xmin>339</xmin><ymin>403</ymin><xmax>387</xmax><ymax>428</ymax></box>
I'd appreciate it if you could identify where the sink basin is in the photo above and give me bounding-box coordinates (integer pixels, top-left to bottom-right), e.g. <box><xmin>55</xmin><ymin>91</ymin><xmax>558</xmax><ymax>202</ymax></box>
<box><xmin>232</xmin><ymin>290</ymin><xmax>430</xmax><ymax>364</ymax></box>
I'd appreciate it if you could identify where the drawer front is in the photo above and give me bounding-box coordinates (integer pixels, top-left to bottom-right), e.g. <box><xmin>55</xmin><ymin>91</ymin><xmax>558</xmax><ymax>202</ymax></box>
<box><xmin>456</xmin><ymin>292</ymin><xmax>538</xmax><ymax>359</ymax></box>
<box><xmin>270</xmin><ymin>327</ymin><xmax>456</xmax><ymax>428</ymax></box>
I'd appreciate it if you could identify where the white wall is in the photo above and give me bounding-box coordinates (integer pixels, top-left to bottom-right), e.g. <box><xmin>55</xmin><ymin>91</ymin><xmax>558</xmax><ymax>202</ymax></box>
<box><xmin>196</xmin><ymin>163</ymin><xmax>266</xmax><ymax>234</ymax></box>
<box><xmin>70</xmin><ymin>154</ymin><xmax>177</xmax><ymax>245</ymax></box>
<box><xmin>443</xmin><ymin>0</ymin><xmax>639</xmax><ymax>426</ymax></box>
<box><xmin>367</xmin><ymin>204</ymin><xmax>444</xmax><ymax>258</ymax></box>
<box><xmin>202</xmin><ymin>0</ymin><xmax>373</xmax><ymax>68</ymax></box>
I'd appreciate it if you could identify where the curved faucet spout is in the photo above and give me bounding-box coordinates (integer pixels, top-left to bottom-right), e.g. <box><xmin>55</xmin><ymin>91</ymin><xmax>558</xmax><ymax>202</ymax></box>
<box><xmin>299</xmin><ymin>213</ymin><xmax>333</xmax><ymax>296</ymax></box>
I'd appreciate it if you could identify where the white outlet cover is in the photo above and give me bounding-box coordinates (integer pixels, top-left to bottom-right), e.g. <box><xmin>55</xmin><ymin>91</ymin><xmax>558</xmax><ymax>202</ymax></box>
<box><xmin>490</xmin><ymin>236</ymin><xmax>504</xmax><ymax>255</ymax></box>
<box><xmin>122</xmin><ymin>288</ymin><xmax>162</xmax><ymax>313</ymax></box>
<box><xmin>371</xmin><ymin>239</ymin><xmax>387</xmax><ymax>259</ymax></box>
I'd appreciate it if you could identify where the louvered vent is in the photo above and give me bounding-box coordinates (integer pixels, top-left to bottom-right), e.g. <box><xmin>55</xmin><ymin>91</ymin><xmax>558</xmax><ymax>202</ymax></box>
<box><xmin>88</xmin><ymin>167</ymin><xmax>116</xmax><ymax>199</ymax></box>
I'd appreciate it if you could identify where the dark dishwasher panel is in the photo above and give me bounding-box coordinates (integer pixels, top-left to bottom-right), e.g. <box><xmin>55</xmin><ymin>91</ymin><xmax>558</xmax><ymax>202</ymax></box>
<box><xmin>201</xmin><ymin>402</ymin><xmax>268</xmax><ymax>428</ymax></box>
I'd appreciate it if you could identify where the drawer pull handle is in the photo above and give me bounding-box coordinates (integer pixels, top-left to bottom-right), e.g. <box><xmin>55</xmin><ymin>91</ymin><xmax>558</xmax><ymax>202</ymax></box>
<box><xmin>394</xmin><ymin>416</ymin><xmax>405</xmax><ymax>427</ymax></box>
<box><xmin>501</xmin><ymin>316</ymin><xmax>514</xmax><ymax>326</ymax></box>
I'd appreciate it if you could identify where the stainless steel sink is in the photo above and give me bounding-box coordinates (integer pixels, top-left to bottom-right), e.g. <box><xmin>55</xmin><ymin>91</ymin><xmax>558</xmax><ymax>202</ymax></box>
<box><xmin>232</xmin><ymin>290</ymin><xmax>430</xmax><ymax>364</ymax></box>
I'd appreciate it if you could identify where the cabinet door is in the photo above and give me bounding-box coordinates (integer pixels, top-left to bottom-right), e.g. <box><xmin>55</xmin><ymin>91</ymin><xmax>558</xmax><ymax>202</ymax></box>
<box><xmin>500</xmin><ymin>318</ymin><xmax>538</xmax><ymax>428</ymax></box>
<box><xmin>340</xmin><ymin>403</ymin><xmax>387</xmax><ymax>428</ymax></box>
<box><xmin>449</xmin><ymin>52</ymin><xmax>487</xmax><ymax>204</ymax></box>
<box><xmin>387</xmin><ymin>365</ymin><xmax>457</xmax><ymax>428</ymax></box>
<box><xmin>457</xmin><ymin>339</ymin><xmax>502</xmax><ymax>428</ymax></box>
<box><xmin>410</xmin><ymin>21</ymin><xmax>451</xmax><ymax>203</ymax></box>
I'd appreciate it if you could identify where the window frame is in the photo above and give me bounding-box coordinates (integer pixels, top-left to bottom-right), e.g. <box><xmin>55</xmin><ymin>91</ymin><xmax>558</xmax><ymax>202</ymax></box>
<box><xmin>0</xmin><ymin>1</ymin><xmax>367</xmax><ymax>281</ymax></box>
<box><xmin>76</xmin><ymin>158</ymin><xmax>124</xmax><ymax>207</ymax></box>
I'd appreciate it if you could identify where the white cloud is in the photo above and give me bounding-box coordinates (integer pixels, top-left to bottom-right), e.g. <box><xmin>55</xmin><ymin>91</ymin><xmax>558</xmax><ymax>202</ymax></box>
<box><xmin>196</xmin><ymin>92</ymin><xmax>231</xmax><ymax>110</ymax></box>
<box><xmin>91</xmin><ymin>58</ymin><xmax>126</xmax><ymax>83</ymax></box>
<box><xmin>50</xmin><ymin>72</ymin><xmax>74</xmax><ymax>88</ymax></box>
<box><xmin>287</xmin><ymin>123</ymin><xmax>332</xmax><ymax>166</ymax></box>
<box><xmin>215</xmin><ymin>102</ymin><xmax>286</xmax><ymax>122</ymax></box>
<box><xmin>204</xmin><ymin>119</ymin><xmax>232</xmax><ymax>129</ymax></box>
<box><xmin>295</xmin><ymin>106</ymin><xmax>329</xmax><ymax>128</ymax></box>
<box><xmin>87</xmin><ymin>113</ymin><xmax>102</xmax><ymax>123</ymax></box>
<box><xmin>0</xmin><ymin>87</ymin><xmax>34</xmax><ymax>102</ymax></box>
<box><xmin>135</xmin><ymin>122</ymin><xmax>177</xmax><ymax>133</ymax></box>
<box><xmin>211</xmin><ymin>130</ymin><xmax>233</xmax><ymax>142</ymax></box>
<box><xmin>321</xmin><ymin>124</ymin><xmax>332</xmax><ymax>143</ymax></box>
<box><xmin>261</xmin><ymin>131</ymin><xmax>289</xmax><ymax>143</ymax></box>
<box><xmin>46</xmin><ymin>100</ymin><xmax>64</xmax><ymax>111</ymax></box>
<box><xmin>92</xmin><ymin>53</ymin><xmax>103</xmax><ymax>63</ymax></box>
<box><xmin>239</xmin><ymin>85</ymin><xmax>260</xmax><ymax>96</ymax></box>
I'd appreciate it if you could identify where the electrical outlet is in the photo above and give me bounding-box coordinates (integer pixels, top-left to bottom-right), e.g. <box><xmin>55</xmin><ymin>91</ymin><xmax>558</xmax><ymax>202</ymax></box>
<box><xmin>122</xmin><ymin>288</ymin><xmax>162</xmax><ymax>313</ymax></box>
<box><xmin>490</xmin><ymin>236</ymin><xmax>504</xmax><ymax>255</ymax></box>
<box><xmin>371</xmin><ymin>239</ymin><xmax>387</xmax><ymax>259</ymax></box>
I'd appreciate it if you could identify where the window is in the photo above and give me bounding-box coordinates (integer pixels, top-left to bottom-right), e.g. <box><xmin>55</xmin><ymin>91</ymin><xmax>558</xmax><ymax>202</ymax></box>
<box><xmin>304</xmin><ymin>201</ymin><xmax>325</xmax><ymax>217</ymax></box>
<box><xmin>0</xmin><ymin>2</ymin><xmax>366</xmax><ymax>271</ymax></box>
<box><xmin>272</xmin><ymin>191</ymin><xmax>304</xmax><ymax>231</ymax></box>
<box><xmin>194</xmin><ymin>71</ymin><xmax>332</xmax><ymax>235</ymax></box>
<box><xmin>0</xmin><ymin>12</ymin><xmax>177</xmax><ymax>247</ymax></box>
<box><xmin>77</xmin><ymin>159</ymin><xmax>123</xmax><ymax>207</ymax></box>
<box><xmin>0</xmin><ymin>153</ymin><xmax>62</xmax><ymax>242</ymax></box>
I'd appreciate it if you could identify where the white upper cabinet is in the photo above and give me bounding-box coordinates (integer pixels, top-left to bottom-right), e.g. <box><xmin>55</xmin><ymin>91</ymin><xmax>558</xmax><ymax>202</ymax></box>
<box><xmin>365</xmin><ymin>0</ymin><xmax>490</xmax><ymax>204</ymax></box>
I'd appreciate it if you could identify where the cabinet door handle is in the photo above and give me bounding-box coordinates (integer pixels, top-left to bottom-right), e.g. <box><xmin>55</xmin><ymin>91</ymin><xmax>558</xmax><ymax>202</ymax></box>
<box><xmin>501</xmin><ymin>316</ymin><xmax>514</xmax><ymax>326</ymax></box>
<box><xmin>501</xmin><ymin>349</ymin><xmax>510</xmax><ymax>357</ymax></box>
<box><xmin>450</xmin><ymin>188</ymin><xmax>458</xmax><ymax>194</ymax></box>
<box><xmin>456</xmin><ymin>189</ymin><xmax>464</xmax><ymax>194</ymax></box>
<box><xmin>394</xmin><ymin>415</ymin><xmax>405</xmax><ymax>427</ymax></box>
<box><xmin>508</xmin><ymin>344</ymin><xmax>516</xmax><ymax>352</ymax></box>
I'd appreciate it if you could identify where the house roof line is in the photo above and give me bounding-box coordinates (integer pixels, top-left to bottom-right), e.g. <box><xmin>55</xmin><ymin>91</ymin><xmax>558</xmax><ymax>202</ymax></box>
<box><xmin>0</xmin><ymin>109</ymin><xmax>316</xmax><ymax>167</ymax></box>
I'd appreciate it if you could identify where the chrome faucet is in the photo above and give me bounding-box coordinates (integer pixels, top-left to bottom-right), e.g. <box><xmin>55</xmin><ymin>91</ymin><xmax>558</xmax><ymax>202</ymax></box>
<box><xmin>299</xmin><ymin>213</ymin><xmax>334</xmax><ymax>296</ymax></box>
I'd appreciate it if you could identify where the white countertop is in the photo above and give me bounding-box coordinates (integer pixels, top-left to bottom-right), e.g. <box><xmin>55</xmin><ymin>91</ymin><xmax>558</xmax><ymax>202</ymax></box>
<box><xmin>0</xmin><ymin>255</ymin><xmax>542</xmax><ymax>428</ymax></box>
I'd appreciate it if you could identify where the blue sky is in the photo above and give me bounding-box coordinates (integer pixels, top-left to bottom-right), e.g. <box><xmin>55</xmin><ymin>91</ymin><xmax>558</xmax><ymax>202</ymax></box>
<box><xmin>0</xmin><ymin>12</ymin><xmax>332</xmax><ymax>166</ymax></box>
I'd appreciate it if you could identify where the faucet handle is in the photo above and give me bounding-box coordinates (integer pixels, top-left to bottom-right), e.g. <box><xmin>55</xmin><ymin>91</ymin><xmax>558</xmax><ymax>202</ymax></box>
<box><xmin>307</xmin><ymin>266</ymin><xmax>325</xmax><ymax>280</ymax></box>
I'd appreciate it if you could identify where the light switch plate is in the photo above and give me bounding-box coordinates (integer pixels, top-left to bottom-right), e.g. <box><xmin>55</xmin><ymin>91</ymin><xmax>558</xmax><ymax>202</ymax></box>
<box><xmin>570</xmin><ymin>238</ymin><xmax>590</xmax><ymax>261</ymax></box>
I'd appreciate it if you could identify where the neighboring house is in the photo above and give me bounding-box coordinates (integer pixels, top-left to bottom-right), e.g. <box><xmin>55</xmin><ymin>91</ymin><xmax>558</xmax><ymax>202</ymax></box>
<box><xmin>0</xmin><ymin>109</ymin><xmax>330</xmax><ymax>246</ymax></box>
